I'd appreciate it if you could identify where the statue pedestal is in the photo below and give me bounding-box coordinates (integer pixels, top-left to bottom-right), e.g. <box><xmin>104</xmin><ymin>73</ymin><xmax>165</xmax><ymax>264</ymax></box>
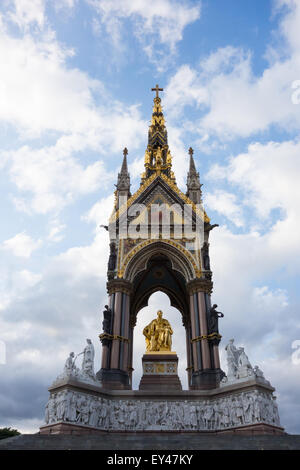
<box><xmin>138</xmin><ymin>351</ymin><xmax>182</xmax><ymax>391</ymax></box>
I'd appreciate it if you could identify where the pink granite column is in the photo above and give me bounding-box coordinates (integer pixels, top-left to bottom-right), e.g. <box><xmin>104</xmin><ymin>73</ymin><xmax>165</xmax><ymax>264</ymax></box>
<box><xmin>121</xmin><ymin>294</ymin><xmax>130</xmax><ymax>371</ymax></box>
<box><xmin>198</xmin><ymin>291</ymin><xmax>211</xmax><ymax>369</ymax></box>
<box><xmin>189</xmin><ymin>294</ymin><xmax>199</xmax><ymax>371</ymax></box>
<box><xmin>128</xmin><ymin>326</ymin><xmax>134</xmax><ymax>386</ymax></box>
<box><xmin>110</xmin><ymin>291</ymin><xmax>122</xmax><ymax>369</ymax></box>
<box><xmin>213</xmin><ymin>344</ymin><xmax>221</xmax><ymax>369</ymax></box>
<box><xmin>185</xmin><ymin>325</ymin><xmax>193</xmax><ymax>387</ymax></box>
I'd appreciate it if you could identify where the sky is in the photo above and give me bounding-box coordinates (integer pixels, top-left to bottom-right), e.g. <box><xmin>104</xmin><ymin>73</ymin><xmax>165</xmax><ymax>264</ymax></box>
<box><xmin>0</xmin><ymin>0</ymin><xmax>300</xmax><ymax>434</ymax></box>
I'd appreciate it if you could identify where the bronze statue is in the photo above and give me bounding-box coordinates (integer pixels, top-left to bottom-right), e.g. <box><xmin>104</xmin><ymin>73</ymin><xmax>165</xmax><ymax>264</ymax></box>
<box><xmin>208</xmin><ymin>304</ymin><xmax>224</xmax><ymax>333</ymax></box>
<box><xmin>143</xmin><ymin>310</ymin><xmax>173</xmax><ymax>352</ymax></box>
<box><xmin>102</xmin><ymin>305</ymin><xmax>112</xmax><ymax>334</ymax></box>
<box><xmin>108</xmin><ymin>242</ymin><xmax>117</xmax><ymax>271</ymax></box>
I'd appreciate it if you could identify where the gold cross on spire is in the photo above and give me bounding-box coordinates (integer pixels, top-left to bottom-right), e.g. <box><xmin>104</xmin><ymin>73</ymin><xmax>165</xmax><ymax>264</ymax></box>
<box><xmin>151</xmin><ymin>84</ymin><xmax>163</xmax><ymax>99</ymax></box>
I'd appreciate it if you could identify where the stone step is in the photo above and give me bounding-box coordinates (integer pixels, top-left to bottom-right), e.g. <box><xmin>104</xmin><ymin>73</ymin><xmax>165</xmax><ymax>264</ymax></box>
<box><xmin>0</xmin><ymin>433</ymin><xmax>300</xmax><ymax>450</ymax></box>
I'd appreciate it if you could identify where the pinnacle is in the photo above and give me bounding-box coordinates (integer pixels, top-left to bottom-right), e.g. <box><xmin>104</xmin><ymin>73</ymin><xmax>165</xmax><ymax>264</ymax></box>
<box><xmin>120</xmin><ymin>148</ymin><xmax>129</xmax><ymax>175</ymax></box>
<box><xmin>188</xmin><ymin>148</ymin><xmax>197</xmax><ymax>175</ymax></box>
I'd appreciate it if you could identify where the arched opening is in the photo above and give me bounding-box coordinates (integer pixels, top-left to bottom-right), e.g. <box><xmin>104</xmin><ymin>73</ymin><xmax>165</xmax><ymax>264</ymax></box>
<box><xmin>129</xmin><ymin>251</ymin><xmax>191</xmax><ymax>328</ymax></box>
<box><xmin>132</xmin><ymin>291</ymin><xmax>188</xmax><ymax>390</ymax></box>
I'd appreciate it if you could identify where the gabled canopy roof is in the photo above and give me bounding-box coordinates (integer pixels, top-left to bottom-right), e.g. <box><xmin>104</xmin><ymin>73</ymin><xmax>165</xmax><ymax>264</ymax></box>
<box><xmin>110</xmin><ymin>172</ymin><xmax>209</xmax><ymax>224</ymax></box>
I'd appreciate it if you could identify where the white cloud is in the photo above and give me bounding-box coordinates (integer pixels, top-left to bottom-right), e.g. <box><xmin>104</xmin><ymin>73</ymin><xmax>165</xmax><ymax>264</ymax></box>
<box><xmin>252</xmin><ymin>286</ymin><xmax>289</xmax><ymax>310</ymax></box>
<box><xmin>1</xmin><ymin>232</ymin><xmax>42</xmax><ymax>258</ymax></box>
<box><xmin>208</xmin><ymin>139</ymin><xmax>300</xmax><ymax>268</ymax></box>
<box><xmin>0</xmin><ymin>268</ymin><xmax>42</xmax><ymax>311</ymax></box>
<box><xmin>87</xmin><ymin>0</ymin><xmax>201</xmax><ymax>67</ymax></box>
<box><xmin>163</xmin><ymin>1</ymin><xmax>300</xmax><ymax>141</ymax></box>
<box><xmin>164</xmin><ymin>64</ymin><xmax>209</xmax><ymax>115</ymax></box>
<box><xmin>83</xmin><ymin>194</ymin><xmax>115</xmax><ymax>228</ymax></box>
<box><xmin>5</xmin><ymin>143</ymin><xmax>113</xmax><ymax>214</ymax></box>
<box><xmin>9</xmin><ymin>0</ymin><xmax>45</xmax><ymax>30</ymax></box>
<box><xmin>205</xmin><ymin>190</ymin><xmax>244</xmax><ymax>227</ymax></box>
<box><xmin>47</xmin><ymin>220</ymin><xmax>66</xmax><ymax>243</ymax></box>
<box><xmin>0</xmin><ymin>16</ymin><xmax>147</xmax><ymax>213</ymax></box>
<box><xmin>51</xmin><ymin>231</ymin><xmax>109</xmax><ymax>283</ymax></box>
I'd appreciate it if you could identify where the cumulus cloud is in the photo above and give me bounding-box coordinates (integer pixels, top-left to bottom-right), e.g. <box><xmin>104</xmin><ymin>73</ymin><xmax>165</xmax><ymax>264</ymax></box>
<box><xmin>4</xmin><ymin>143</ymin><xmax>113</xmax><ymax>214</ymax></box>
<box><xmin>47</xmin><ymin>220</ymin><xmax>66</xmax><ymax>243</ymax></box>
<box><xmin>207</xmin><ymin>139</ymin><xmax>300</xmax><ymax>273</ymax></box>
<box><xmin>164</xmin><ymin>1</ymin><xmax>300</xmax><ymax>143</ymax></box>
<box><xmin>1</xmin><ymin>232</ymin><xmax>42</xmax><ymax>258</ymax></box>
<box><xmin>205</xmin><ymin>190</ymin><xmax>245</xmax><ymax>227</ymax></box>
<box><xmin>82</xmin><ymin>194</ymin><xmax>115</xmax><ymax>228</ymax></box>
<box><xmin>87</xmin><ymin>0</ymin><xmax>201</xmax><ymax>68</ymax></box>
<box><xmin>8</xmin><ymin>0</ymin><xmax>46</xmax><ymax>30</ymax></box>
<box><xmin>0</xmin><ymin>268</ymin><xmax>42</xmax><ymax>311</ymax></box>
<box><xmin>0</xmin><ymin>8</ymin><xmax>147</xmax><ymax>214</ymax></box>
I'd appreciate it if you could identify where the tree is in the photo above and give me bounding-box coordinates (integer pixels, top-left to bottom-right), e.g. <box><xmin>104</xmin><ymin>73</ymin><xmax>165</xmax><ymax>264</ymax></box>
<box><xmin>0</xmin><ymin>427</ymin><xmax>21</xmax><ymax>440</ymax></box>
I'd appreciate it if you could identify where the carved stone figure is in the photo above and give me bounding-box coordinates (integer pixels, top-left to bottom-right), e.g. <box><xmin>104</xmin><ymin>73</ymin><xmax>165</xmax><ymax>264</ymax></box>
<box><xmin>272</xmin><ymin>397</ymin><xmax>280</xmax><ymax>426</ymax></box>
<box><xmin>44</xmin><ymin>388</ymin><xmax>281</xmax><ymax>432</ymax></box>
<box><xmin>47</xmin><ymin>393</ymin><xmax>57</xmax><ymax>423</ymax></box>
<box><xmin>234</xmin><ymin>396</ymin><xmax>244</xmax><ymax>426</ymax></box>
<box><xmin>66</xmin><ymin>392</ymin><xmax>77</xmax><ymax>422</ymax></box>
<box><xmin>78</xmin><ymin>339</ymin><xmax>95</xmax><ymax>380</ymax></box>
<box><xmin>254</xmin><ymin>365</ymin><xmax>265</xmax><ymax>379</ymax></box>
<box><xmin>99</xmin><ymin>399</ymin><xmax>108</xmax><ymax>428</ymax></box>
<box><xmin>143</xmin><ymin>310</ymin><xmax>173</xmax><ymax>352</ymax></box>
<box><xmin>64</xmin><ymin>352</ymin><xmax>76</xmax><ymax>374</ymax></box>
<box><xmin>89</xmin><ymin>399</ymin><xmax>100</xmax><ymax>427</ymax></box>
<box><xmin>237</xmin><ymin>347</ymin><xmax>254</xmax><ymax>379</ymax></box>
<box><xmin>225</xmin><ymin>338</ymin><xmax>239</xmax><ymax>379</ymax></box>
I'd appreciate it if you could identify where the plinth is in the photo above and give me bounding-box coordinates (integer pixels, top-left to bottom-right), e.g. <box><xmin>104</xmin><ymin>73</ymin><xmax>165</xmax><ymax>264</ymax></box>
<box><xmin>139</xmin><ymin>351</ymin><xmax>182</xmax><ymax>391</ymax></box>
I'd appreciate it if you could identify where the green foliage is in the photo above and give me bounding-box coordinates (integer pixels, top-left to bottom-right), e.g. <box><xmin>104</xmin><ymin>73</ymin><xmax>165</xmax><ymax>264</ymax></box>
<box><xmin>0</xmin><ymin>427</ymin><xmax>21</xmax><ymax>440</ymax></box>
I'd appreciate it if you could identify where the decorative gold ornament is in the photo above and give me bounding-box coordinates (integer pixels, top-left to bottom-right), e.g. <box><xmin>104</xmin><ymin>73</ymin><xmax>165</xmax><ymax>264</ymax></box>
<box><xmin>166</xmin><ymin>150</ymin><xmax>172</xmax><ymax>165</ymax></box>
<box><xmin>143</xmin><ymin>310</ymin><xmax>173</xmax><ymax>352</ymax></box>
<box><xmin>118</xmin><ymin>238</ymin><xmax>201</xmax><ymax>279</ymax></box>
<box><xmin>144</xmin><ymin>149</ymin><xmax>151</xmax><ymax>165</ymax></box>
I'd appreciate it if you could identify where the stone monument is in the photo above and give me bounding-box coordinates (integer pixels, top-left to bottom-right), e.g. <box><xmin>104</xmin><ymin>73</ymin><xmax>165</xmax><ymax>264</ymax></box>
<box><xmin>40</xmin><ymin>86</ymin><xmax>284</xmax><ymax>436</ymax></box>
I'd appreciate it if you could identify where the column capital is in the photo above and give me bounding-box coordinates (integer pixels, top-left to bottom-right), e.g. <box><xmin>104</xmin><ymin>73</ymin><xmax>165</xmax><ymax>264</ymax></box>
<box><xmin>106</xmin><ymin>279</ymin><xmax>133</xmax><ymax>295</ymax></box>
<box><xmin>186</xmin><ymin>278</ymin><xmax>213</xmax><ymax>295</ymax></box>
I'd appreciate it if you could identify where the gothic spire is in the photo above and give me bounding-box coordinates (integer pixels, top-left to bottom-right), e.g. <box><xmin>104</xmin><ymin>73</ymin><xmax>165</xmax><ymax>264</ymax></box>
<box><xmin>188</xmin><ymin>147</ymin><xmax>197</xmax><ymax>174</ymax></box>
<box><xmin>141</xmin><ymin>85</ymin><xmax>175</xmax><ymax>183</ymax></box>
<box><xmin>116</xmin><ymin>147</ymin><xmax>131</xmax><ymax>194</ymax></box>
<box><xmin>186</xmin><ymin>147</ymin><xmax>202</xmax><ymax>204</ymax></box>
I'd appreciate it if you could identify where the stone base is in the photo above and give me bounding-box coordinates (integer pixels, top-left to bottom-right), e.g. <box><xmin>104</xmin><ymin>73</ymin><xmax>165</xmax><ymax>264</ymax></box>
<box><xmin>139</xmin><ymin>374</ymin><xmax>183</xmax><ymax>391</ymax></box>
<box><xmin>42</xmin><ymin>376</ymin><xmax>284</xmax><ymax>435</ymax></box>
<box><xmin>191</xmin><ymin>368</ymin><xmax>224</xmax><ymax>390</ymax></box>
<box><xmin>40</xmin><ymin>421</ymin><xmax>285</xmax><ymax>436</ymax></box>
<box><xmin>3</xmin><ymin>433</ymin><xmax>299</xmax><ymax>450</ymax></box>
<box><xmin>40</xmin><ymin>422</ymin><xmax>107</xmax><ymax>435</ymax></box>
<box><xmin>139</xmin><ymin>352</ymin><xmax>182</xmax><ymax>391</ymax></box>
<box><xmin>96</xmin><ymin>368</ymin><xmax>130</xmax><ymax>390</ymax></box>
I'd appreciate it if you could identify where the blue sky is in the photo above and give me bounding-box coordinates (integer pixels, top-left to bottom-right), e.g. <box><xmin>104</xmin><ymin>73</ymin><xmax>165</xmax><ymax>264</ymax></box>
<box><xmin>0</xmin><ymin>0</ymin><xmax>300</xmax><ymax>434</ymax></box>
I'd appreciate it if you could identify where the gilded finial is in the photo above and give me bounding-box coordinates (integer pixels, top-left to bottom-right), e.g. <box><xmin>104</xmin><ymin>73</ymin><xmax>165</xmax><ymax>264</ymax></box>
<box><xmin>123</xmin><ymin>147</ymin><xmax>128</xmax><ymax>156</ymax></box>
<box><xmin>188</xmin><ymin>147</ymin><xmax>194</xmax><ymax>156</ymax></box>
